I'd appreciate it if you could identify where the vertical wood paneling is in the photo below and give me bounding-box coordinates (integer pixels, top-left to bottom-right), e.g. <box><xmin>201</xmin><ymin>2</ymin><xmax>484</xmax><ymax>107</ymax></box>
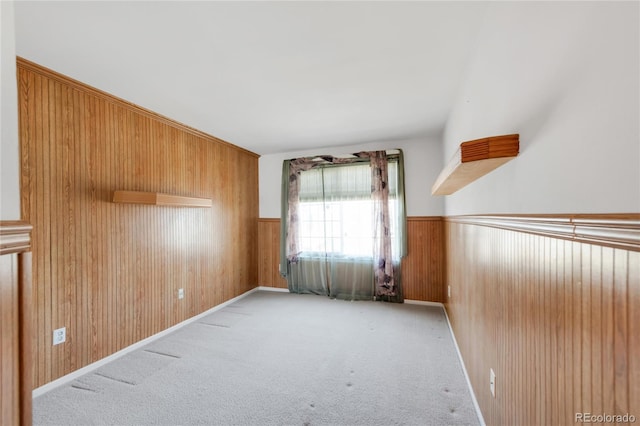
<box><xmin>18</xmin><ymin>251</ymin><xmax>33</xmax><ymax>426</ymax></box>
<box><xmin>613</xmin><ymin>249</ymin><xmax>629</xmax><ymax>415</ymax></box>
<box><xmin>0</xmin><ymin>254</ymin><xmax>19</xmax><ymax>426</ymax></box>
<box><xmin>18</xmin><ymin>59</ymin><xmax>259</xmax><ymax>389</ymax></box>
<box><xmin>402</xmin><ymin>217</ymin><xmax>445</xmax><ymax>302</ymax></box>
<box><xmin>257</xmin><ymin>219</ymin><xmax>287</xmax><ymax>289</ymax></box>
<box><xmin>445</xmin><ymin>218</ymin><xmax>639</xmax><ymax>425</ymax></box>
<box><xmin>257</xmin><ymin>216</ymin><xmax>445</xmax><ymax>302</ymax></box>
<box><xmin>630</xmin><ymin>250</ymin><xmax>640</xmax><ymax>414</ymax></box>
<box><xmin>0</xmin><ymin>222</ymin><xmax>33</xmax><ymax>426</ymax></box>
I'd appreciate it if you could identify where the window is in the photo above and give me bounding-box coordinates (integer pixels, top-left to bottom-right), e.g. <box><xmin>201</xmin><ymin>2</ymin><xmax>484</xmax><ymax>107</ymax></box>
<box><xmin>281</xmin><ymin>150</ymin><xmax>407</xmax><ymax>301</ymax></box>
<box><xmin>295</xmin><ymin>159</ymin><xmax>402</xmax><ymax>260</ymax></box>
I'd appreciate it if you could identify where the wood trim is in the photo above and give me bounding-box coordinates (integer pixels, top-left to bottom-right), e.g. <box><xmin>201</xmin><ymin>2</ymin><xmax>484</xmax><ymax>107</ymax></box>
<box><xmin>0</xmin><ymin>222</ymin><xmax>33</xmax><ymax>255</ymax></box>
<box><xmin>18</xmin><ymin>252</ymin><xmax>32</xmax><ymax>426</ymax></box>
<box><xmin>113</xmin><ymin>191</ymin><xmax>212</xmax><ymax>207</ymax></box>
<box><xmin>573</xmin><ymin>217</ymin><xmax>640</xmax><ymax>250</ymax></box>
<box><xmin>446</xmin><ymin>214</ymin><xmax>640</xmax><ymax>251</ymax></box>
<box><xmin>431</xmin><ymin>134</ymin><xmax>519</xmax><ymax>196</ymax></box>
<box><xmin>406</xmin><ymin>216</ymin><xmax>444</xmax><ymax>222</ymax></box>
<box><xmin>258</xmin><ymin>218</ymin><xmax>281</xmax><ymax>223</ymax></box>
<box><xmin>16</xmin><ymin>56</ymin><xmax>259</xmax><ymax>159</ymax></box>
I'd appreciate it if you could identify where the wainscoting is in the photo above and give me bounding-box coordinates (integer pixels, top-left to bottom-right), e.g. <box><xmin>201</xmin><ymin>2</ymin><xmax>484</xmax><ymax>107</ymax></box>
<box><xmin>404</xmin><ymin>217</ymin><xmax>445</xmax><ymax>302</ymax></box>
<box><xmin>0</xmin><ymin>221</ymin><xmax>33</xmax><ymax>426</ymax></box>
<box><xmin>445</xmin><ymin>215</ymin><xmax>639</xmax><ymax>425</ymax></box>
<box><xmin>257</xmin><ymin>216</ymin><xmax>445</xmax><ymax>302</ymax></box>
<box><xmin>257</xmin><ymin>219</ymin><xmax>287</xmax><ymax>289</ymax></box>
<box><xmin>18</xmin><ymin>57</ymin><xmax>637</xmax><ymax>424</ymax></box>
<box><xmin>17</xmin><ymin>58</ymin><xmax>259</xmax><ymax>389</ymax></box>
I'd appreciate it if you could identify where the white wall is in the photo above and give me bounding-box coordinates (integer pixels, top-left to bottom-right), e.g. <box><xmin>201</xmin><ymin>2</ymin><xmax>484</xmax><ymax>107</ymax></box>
<box><xmin>259</xmin><ymin>136</ymin><xmax>444</xmax><ymax>218</ymax></box>
<box><xmin>1</xmin><ymin>1</ymin><xmax>21</xmax><ymax>220</ymax></box>
<box><xmin>443</xmin><ymin>2</ymin><xmax>639</xmax><ymax>215</ymax></box>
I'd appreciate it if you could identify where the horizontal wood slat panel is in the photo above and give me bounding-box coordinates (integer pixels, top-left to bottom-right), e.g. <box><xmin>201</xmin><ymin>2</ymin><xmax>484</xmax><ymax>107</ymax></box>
<box><xmin>444</xmin><ymin>216</ymin><xmax>639</xmax><ymax>425</ymax></box>
<box><xmin>258</xmin><ymin>217</ymin><xmax>445</xmax><ymax>302</ymax></box>
<box><xmin>18</xmin><ymin>60</ymin><xmax>259</xmax><ymax>389</ymax></box>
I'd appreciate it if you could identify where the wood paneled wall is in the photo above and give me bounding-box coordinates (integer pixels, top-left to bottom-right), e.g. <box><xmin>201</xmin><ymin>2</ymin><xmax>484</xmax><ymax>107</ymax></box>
<box><xmin>403</xmin><ymin>217</ymin><xmax>444</xmax><ymax>302</ymax></box>
<box><xmin>258</xmin><ymin>219</ymin><xmax>287</xmax><ymax>289</ymax></box>
<box><xmin>444</xmin><ymin>215</ymin><xmax>640</xmax><ymax>425</ymax></box>
<box><xmin>257</xmin><ymin>217</ymin><xmax>445</xmax><ymax>302</ymax></box>
<box><xmin>17</xmin><ymin>58</ymin><xmax>259</xmax><ymax>388</ymax></box>
<box><xmin>0</xmin><ymin>221</ymin><xmax>33</xmax><ymax>426</ymax></box>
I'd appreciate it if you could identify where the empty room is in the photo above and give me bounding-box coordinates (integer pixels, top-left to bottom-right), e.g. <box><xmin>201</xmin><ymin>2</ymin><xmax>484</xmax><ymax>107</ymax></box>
<box><xmin>1</xmin><ymin>1</ymin><xmax>638</xmax><ymax>425</ymax></box>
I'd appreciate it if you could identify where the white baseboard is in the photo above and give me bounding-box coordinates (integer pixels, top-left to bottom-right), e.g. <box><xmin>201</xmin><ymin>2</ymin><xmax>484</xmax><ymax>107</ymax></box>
<box><xmin>256</xmin><ymin>286</ymin><xmax>289</xmax><ymax>292</ymax></box>
<box><xmin>442</xmin><ymin>304</ymin><xmax>486</xmax><ymax>426</ymax></box>
<box><xmin>404</xmin><ymin>299</ymin><xmax>444</xmax><ymax>307</ymax></box>
<box><xmin>260</xmin><ymin>291</ymin><xmax>444</xmax><ymax>304</ymax></box>
<box><xmin>32</xmin><ymin>286</ymin><xmax>262</xmax><ymax>398</ymax></box>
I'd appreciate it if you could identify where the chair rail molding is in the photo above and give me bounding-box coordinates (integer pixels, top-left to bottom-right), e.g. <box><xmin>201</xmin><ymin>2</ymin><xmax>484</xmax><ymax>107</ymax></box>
<box><xmin>445</xmin><ymin>214</ymin><xmax>640</xmax><ymax>251</ymax></box>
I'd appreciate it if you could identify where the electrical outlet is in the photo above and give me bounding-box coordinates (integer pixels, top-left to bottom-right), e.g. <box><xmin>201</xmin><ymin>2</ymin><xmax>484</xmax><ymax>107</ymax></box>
<box><xmin>490</xmin><ymin>368</ymin><xmax>496</xmax><ymax>397</ymax></box>
<box><xmin>53</xmin><ymin>327</ymin><xmax>66</xmax><ymax>345</ymax></box>
<box><xmin>448</xmin><ymin>285</ymin><xmax>451</xmax><ymax>298</ymax></box>
<box><xmin>178</xmin><ymin>288</ymin><xmax>184</xmax><ymax>299</ymax></box>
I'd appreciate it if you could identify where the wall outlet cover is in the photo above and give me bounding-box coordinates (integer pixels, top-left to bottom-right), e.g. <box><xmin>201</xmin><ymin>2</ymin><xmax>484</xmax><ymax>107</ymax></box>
<box><xmin>53</xmin><ymin>327</ymin><xmax>66</xmax><ymax>345</ymax></box>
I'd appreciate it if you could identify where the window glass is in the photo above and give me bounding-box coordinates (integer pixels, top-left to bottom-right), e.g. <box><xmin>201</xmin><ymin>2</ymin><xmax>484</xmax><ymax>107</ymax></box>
<box><xmin>296</xmin><ymin>159</ymin><xmax>400</xmax><ymax>259</ymax></box>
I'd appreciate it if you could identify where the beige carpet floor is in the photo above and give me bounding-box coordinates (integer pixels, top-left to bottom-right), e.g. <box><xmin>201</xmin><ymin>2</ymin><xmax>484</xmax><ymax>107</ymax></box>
<box><xmin>33</xmin><ymin>290</ymin><xmax>480</xmax><ymax>426</ymax></box>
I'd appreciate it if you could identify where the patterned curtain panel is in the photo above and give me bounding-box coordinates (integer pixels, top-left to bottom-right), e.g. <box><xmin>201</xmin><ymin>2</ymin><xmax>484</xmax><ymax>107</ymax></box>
<box><xmin>369</xmin><ymin>151</ymin><xmax>399</xmax><ymax>300</ymax></box>
<box><xmin>279</xmin><ymin>150</ymin><xmax>406</xmax><ymax>303</ymax></box>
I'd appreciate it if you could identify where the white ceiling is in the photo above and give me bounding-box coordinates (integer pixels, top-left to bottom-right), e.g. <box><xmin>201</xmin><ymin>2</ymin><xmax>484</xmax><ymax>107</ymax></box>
<box><xmin>14</xmin><ymin>1</ymin><xmax>489</xmax><ymax>155</ymax></box>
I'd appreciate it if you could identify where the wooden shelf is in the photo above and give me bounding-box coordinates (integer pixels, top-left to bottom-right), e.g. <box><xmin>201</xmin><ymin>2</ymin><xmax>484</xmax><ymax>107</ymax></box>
<box><xmin>431</xmin><ymin>134</ymin><xmax>519</xmax><ymax>195</ymax></box>
<box><xmin>113</xmin><ymin>191</ymin><xmax>212</xmax><ymax>207</ymax></box>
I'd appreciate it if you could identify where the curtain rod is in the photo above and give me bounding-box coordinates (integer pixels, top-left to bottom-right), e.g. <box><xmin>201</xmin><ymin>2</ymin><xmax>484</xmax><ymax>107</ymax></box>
<box><xmin>286</xmin><ymin>149</ymin><xmax>401</xmax><ymax>163</ymax></box>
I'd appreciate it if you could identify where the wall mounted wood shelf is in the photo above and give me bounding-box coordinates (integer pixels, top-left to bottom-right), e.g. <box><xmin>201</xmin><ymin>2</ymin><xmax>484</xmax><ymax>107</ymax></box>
<box><xmin>431</xmin><ymin>134</ymin><xmax>519</xmax><ymax>195</ymax></box>
<box><xmin>113</xmin><ymin>191</ymin><xmax>212</xmax><ymax>207</ymax></box>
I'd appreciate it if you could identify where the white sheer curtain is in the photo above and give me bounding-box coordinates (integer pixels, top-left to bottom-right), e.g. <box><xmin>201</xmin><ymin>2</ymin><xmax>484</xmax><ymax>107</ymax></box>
<box><xmin>294</xmin><ymin>163</ymin><xmax>376</xmax><ymax>299</ymax></box>
<box><xmin>281</xmin><ymin>152</ymin><xmax>405</xmax><ymax>302</ymax></box>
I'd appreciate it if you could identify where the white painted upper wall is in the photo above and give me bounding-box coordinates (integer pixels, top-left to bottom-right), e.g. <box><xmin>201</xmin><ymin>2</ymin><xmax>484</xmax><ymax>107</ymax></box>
<box><xmin>259</xmin><ymin>137</ymin><xmax>444</xmax><ymax>218</ymax></box>
<box><xmin>1</xmin><ymin>1</ymin><xmax>21</xmax><ymax>220</ymax></box>
<box><xmin>6</xmin><ymin>2</ymin><xmax>638</xmax><ymax>219</ymax></box>
<box><xmin>443</xmin><ymin>2</ymin><xmax>640</xmax><ymax>215</ymax></box>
